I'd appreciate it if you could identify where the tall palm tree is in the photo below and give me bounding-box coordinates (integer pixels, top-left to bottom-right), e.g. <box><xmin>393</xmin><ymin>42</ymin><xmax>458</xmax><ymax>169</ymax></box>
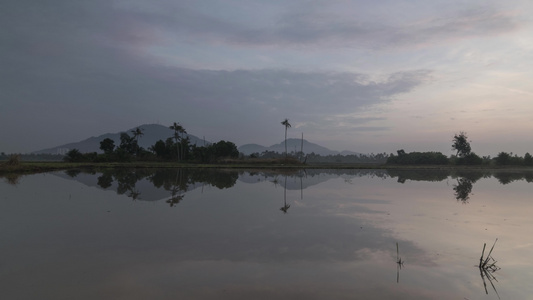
<box><xmin>131</xmin><ymin>127</ymin><xmax>144</xmax><ymax>156</ymax></box>
<box><xmin>131</xmin><ymin>127</ymin><xmax>144</xmax><ymax>143</ymax></box>
<box><xmin>170</xmin><ymin>122</ymin><xmax>187</xmax><ymax>161</ymax></box>
<box><xmin>281</xmin><ymin>119</ymin><xmax>291</xmax><ymax>158</ymax></box>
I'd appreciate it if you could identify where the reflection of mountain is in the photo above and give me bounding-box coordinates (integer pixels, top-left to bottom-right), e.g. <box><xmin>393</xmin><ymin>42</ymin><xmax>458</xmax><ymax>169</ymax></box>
<box><xmin>238</xmin><ymin>169</ymin><xmax>389</xmax><ymax>190</ymax></box>
<box><xmin>55</xmin><ymin>168</ymin><xmax>533</xmax><ymax>205</ymax></box>
<box><xmin>54</xmin><ymin>168</ymin><xmax>239</xmax><ymax>202</ymax></box>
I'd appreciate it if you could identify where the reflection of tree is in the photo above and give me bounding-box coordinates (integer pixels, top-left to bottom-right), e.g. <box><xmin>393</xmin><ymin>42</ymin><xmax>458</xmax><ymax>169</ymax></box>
<box><xmin>128</xmin><ymin>189</ymin><xmax>141</xmax><ymax>201</ymax></box>
<box><xmin>280</xmin><ymin>176</ymin><xmax>290</xmax><ymax>213</ymax></box>
<box><xmin>452</xmin><ymin>170</ymin><xmax>487</xmax><ymax>182</ymax></box>
<box><xmin>3</xmin><ymin>174</ymin><xmax>22</xmax><ymax>185</ymax></box>
<box><xmin>166</xmin><ymin>184</ymin><xmax>185</xmax><ymax>207</ymax></box>
<box><xmin>165</xmin><ymin>169</ymin><xmax>186</xmax><ymax>207</ymax></box>
<box><xmin>65</xmin><ymin>169</ymin><xmax>82</xmax><ymax>178</ymax></box>
<box><xmin>97</xmin><ymin>172</ymin><xmax>113</xmax><ymax>189</ymax></box>
<box><xmin>453</xmin><ymin>177</ymin><xmax>473</xmax><ymax>203</ymax></box>
<box><xmin>106</xmin><ymin>169</ymin><xmax>151</xmax><ymax>201</ymax></box>
<box><xmin>388</xmin><ymin>169</ymin><xmax>449</xmax><ymax>183</ymax></box>
<box><xmin>493</xmin><ymin>171</ymin><xmax>527</xmax><ymax>185</ymax></box>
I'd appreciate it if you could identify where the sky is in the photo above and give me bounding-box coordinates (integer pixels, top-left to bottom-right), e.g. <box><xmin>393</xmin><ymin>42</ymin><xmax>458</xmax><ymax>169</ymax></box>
<box><xmin>1</xmin><ymin>0</ymin><xmax>532</xmax><ymax>156</ymax></box>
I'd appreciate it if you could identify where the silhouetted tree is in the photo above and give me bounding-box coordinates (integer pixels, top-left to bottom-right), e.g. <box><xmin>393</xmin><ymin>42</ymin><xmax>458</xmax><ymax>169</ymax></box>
<box><xmin>281</xmin><ymin>119</ymin><xmax>291</xmax><ymax>158</ymax></box>
<box><xmin>99</xmin><ymin>138</ymin><xmax>115</xmax><ymax>155</ymax></box>
<box><xmin>524</xmin><ymin>152</ymin><xmax>533</xmax><ymax>166</ymax></box>
<box><xmin>64</xmin><ymin>149</ymin><xmax>84</xmax><ymax>162</ymax></box>
<box><xmin>118</xmin><ymin>132</ymin><xmax>138</xmax><ymax>155</ymax></box>
<box><xmin>494</xmin><ymin>152</ymin><xmax>511</xmax><ymax>165</ymax></box>
<box><xmin>170</xmin><ymin>122</ymin><xmax>187</xmax><ymax>161</ymax></box>
<box><xmin>150</xmin><ymin>139</ymin><xmax>168</xmax><ymax>159</ymax></box>
<box><xmin>452</xmin><ymin>132</ymin><xmax>471</xmax><ymax>157</ymax></box>
<box><xmin>131</xmin><ymin>127</ymin><xmax>144</xmax><ymax>156</ymax></box>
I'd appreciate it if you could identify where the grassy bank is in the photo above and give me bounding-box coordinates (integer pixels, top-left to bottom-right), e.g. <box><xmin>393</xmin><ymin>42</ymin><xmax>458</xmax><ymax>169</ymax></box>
<box><xmin>2</xmin><ymin>160</ymin><xmax>533</xmax><ymax>176</ymax></box>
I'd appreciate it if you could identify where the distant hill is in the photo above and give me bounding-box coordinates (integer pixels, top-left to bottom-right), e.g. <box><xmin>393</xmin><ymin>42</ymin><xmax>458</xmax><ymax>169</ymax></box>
<box><xmin>238</xmin><ymin>138</ymin><xmax>354</xmax><ymax>156</ymax></box>
<box><xmin>33</xmin><ymin>124</ymin><xmax>209</xmax><ymax>154</ymax></box>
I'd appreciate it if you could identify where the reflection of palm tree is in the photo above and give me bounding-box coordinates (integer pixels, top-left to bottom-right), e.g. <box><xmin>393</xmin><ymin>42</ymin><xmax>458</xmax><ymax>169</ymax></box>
<box><xmin>396</xmin><ymin>242</ymin><xmax>404</xmax><ymax>283</ymax></box>
<box><xmin>271</xmin><ymin>176</ymin><xmax>280</xmax><ymax>188</ymax></box>
<box><xmin>128</xmin><ymin>189</ymin><xmax>141</xmax><ymax>201</ymax></box>
<box><xmin>166</xmin><ymin>194</ymin><xmax>184</xmax><ymax>207</ymax></box>
<box><xmin>167</xmin><ymin>169</ymin><xmax>185</xmax><ymax>207</ymax></box>
<box><xmin>281</xmin><ymin>119</ymin><xmax>291</xmax><ymax>158</ymax></box>
<box><xmin>280</xmin><ymin>175</ymin><xmax>291</xmax><ymax>213</ymax></box>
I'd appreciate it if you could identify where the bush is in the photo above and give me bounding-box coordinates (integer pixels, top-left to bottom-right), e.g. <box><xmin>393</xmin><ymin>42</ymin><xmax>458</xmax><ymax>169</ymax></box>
<box><xmin>64</xmin><ymin>149</ymin><xmax>84</xmax><ymax>162</ymax></box>
<box><xmin>455</xmin><ymin>152</ymin><xmax>483</xmax><ymax>165</ymax></box>
<box><xmin>387</xmin><ymin>151</ymin><xmax>448</xmax><ymax>165</ymax></box>
<box><xmin>6</xmin><ymin>154</ymin><xmax>20</xmax><ymax>166</ymax></box>
<box><xmin>525</xmin><ymin>153</ymin><xmax>533</xmax><ymax>166</ymax></box>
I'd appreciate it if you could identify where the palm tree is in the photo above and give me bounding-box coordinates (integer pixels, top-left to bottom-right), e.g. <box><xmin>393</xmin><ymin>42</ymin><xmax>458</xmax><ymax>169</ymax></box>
<box><xmin>170</xmin><ymin>122</ymin><xmax>187</xmax><ymax>161</ymax></box>
<box><xmin>281</xmin><ymin>119</ymin><xmax>291</xmax><ymax>158</ymax></box>
<box><xmin>131</xmin><ymin>127</ymin><xmax>144</xmax><ymax>156</ymax></box>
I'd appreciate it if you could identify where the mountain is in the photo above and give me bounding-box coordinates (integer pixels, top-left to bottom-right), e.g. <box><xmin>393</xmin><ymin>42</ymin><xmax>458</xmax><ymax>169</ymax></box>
<box><xmin>238</xmin><ymin>138</ymin><xmax>348</xmax><ymax>156</ymax></box>
<box><xmin>33</xmin><ymin>124</ymin><xmax>209</xmax><ymax>154</ymax></box>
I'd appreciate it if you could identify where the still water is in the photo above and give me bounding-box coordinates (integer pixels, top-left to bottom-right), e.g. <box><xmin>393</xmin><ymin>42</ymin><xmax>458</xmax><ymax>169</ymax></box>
<box><xmin>2</xmin><ymin>168</ymin><xmax>533</xmax><ymax>299</ymax></box>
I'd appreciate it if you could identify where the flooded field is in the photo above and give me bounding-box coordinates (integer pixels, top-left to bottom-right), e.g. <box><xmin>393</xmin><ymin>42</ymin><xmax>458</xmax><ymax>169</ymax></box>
<box><xmin>2</xmin><ymin>168</ymin><xmax>533</xmax><ymax>299</ymax></box>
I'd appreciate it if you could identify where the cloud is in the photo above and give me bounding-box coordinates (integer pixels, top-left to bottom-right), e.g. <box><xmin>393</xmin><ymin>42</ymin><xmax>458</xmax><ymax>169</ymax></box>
<box><xmin>113</xmin><ymin>1</ymin><xmax>521</xmax><ymax>50</ymax></box>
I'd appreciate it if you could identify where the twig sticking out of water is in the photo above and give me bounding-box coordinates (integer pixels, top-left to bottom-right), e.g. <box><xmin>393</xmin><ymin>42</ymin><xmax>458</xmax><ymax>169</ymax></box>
<box><xmin>479</xmin><ymin>238</ymin><xmax>500</xmax><ymax>271</ymax></box>
<box><xmin>478</xmin><ymin>239</ymin><xmax>500</xmax><ymax>299</ymax></box>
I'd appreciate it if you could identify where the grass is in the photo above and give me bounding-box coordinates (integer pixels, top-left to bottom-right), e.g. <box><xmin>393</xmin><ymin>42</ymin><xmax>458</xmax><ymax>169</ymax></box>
<box><xmin>2</xmin><ymin>159</ymin><xmax>533</xmax><ymax>176</ymax></box>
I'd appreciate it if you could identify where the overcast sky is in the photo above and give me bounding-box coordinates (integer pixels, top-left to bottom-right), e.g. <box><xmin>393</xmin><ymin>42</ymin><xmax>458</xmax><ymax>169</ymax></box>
<box><xmin>2</xmin><ymin>0</ymin><xmax>532</xmax><ymax>156</ymax></box>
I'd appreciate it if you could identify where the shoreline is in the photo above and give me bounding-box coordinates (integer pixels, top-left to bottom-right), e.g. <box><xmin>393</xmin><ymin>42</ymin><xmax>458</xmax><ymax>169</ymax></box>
<box><xmin>2</xmin><ymin>161</ymin><xmax>533</xmax><ymax>176</ymax></box>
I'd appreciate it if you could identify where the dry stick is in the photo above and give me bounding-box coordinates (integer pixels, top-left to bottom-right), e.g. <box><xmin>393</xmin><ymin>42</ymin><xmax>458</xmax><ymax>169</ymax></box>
<box><xmin>483</xmin><ymin>238</ymin><xmax>499</xmax><ymax>268</ymax></box>
<box><xmin>479</xmin><ymin>243</ymin><xmax>487</xmax><ymax>268</ymax></box>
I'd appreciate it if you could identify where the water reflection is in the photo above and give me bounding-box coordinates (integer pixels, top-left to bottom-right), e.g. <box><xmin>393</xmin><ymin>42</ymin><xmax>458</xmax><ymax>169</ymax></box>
<box><xmin>280</xmin><ymin>176</ymin><xmax>290</xmax><ymax>213</ymax></box>
<box><xmin>2</xmin><ymin>168</ymin><xmax>533</xmax><ymax>299</ymax></box>
<box><xmin>453</xmin><ymin>177</ymin><xmax>473</xmax><ymax>203</ymax></box>
<box><xmin>40</xmin><ymin>168</ymin><xmax>533</xmax><ymax>205</ymax></box>
<box><xmin>396</xmin><ymin>242</ymin><xmax>405</xmax><ymax>283</ymax></box>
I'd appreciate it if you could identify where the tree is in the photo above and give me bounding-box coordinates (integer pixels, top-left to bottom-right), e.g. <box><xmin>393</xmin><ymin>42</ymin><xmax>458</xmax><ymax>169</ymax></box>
<box><xmin>150</xmin><ymin>139</ymin><xmax>168</xmax><ymax>159</ymax></box>
<box><xmin>64</xmin><ymin>149</ymin><xmax>84</xmax><ymax>162</ymax></box>
<box><xmin>494</xmin><ymin>152</ymin><xmax>511</xmax><ymax>165</ymax></box>
<box><xmin>170</xmin><ymin>122</ymin><xmax>187</xmax><ymax>161</ymax></box>
<box><xmin>452</xmin><ymin>132</ymin><xmax>471</xmax><ymax>157</ymax></box>
<box><xmin>281</xmin><ymin>119</ymin><xmax>291</xmax><ymax>158</ymax></box>
<box><xmin>524</xmin><ymin>152</ymin><xmax>533</xmax><ymax>166</ymax></box>
<box><xmin>129</xmin><ymin>127</ymin><xmax>145</xmax><ymax>156</ymax></box>
<box><xmin>99</xmin><ymin>138</ymin><xmax>115</xmax><ymax>155</ymax></box>
<box><xmin>131</xmin><ymin>127</ymin><xmax>144</xmax><ymax>143</ymax></box>
<box><xmin>118</xmin><ymin>132</ymin><xmax>139</xmax><ymax>158</ymax></box>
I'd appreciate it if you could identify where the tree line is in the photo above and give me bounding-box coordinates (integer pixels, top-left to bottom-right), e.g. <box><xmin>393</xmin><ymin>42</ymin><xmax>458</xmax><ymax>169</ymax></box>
<box><xmin>387</xmin><ymin>132</ymin><xmax>533</xmax><ymax>166</ymax></box>
<box><xmin>64</xmin><ymin>123</ymin><xmax>239</xmax><ymax>163</ymax></box>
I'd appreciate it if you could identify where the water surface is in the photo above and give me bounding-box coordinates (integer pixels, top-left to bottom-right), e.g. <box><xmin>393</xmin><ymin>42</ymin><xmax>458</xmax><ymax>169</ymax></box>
<box><xmin>2</xmin><ymin>168</ymin><xmax>533</xmax><ymax>299</ymax></box>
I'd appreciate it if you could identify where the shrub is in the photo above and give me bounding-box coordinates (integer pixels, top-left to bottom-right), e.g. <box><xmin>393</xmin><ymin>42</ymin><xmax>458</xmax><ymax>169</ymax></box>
<box><xmin>387</xmin><ymin>151</ymin><xmax>448</xmax><ymax>165</ymax></box>
<box><xmin>455</xmin><ymin>152</ymin><xmax>483</xmax><ymax>165</ymax></box>
<box><xmin>6</xmin><ymin>154</ymin><xmax>20</xmax><ymax>166</ymax></box>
